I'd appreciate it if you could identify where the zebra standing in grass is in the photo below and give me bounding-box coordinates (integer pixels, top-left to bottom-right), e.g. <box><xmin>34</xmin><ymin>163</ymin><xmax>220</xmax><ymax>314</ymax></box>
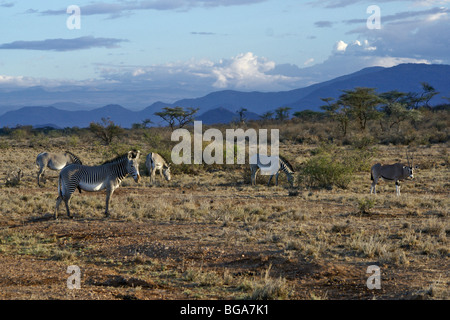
<box><xmin>145</xmin><ymin>152</ymin><xmax>171</xmax><ymax>185</ymax></box>
<box><xmin>250</xmin><ymin>154</ymin><xmax>295</xmax><ymax>187</ymax></box>
<box><xmin>55</xmin><ymin>150</ymin><xmax>141</xmax><ymax>219</ymax></box>
<box><xmin>36</xmin><ymin>151</ymin><xmax>82</xmax><ymax>187</ymax></box>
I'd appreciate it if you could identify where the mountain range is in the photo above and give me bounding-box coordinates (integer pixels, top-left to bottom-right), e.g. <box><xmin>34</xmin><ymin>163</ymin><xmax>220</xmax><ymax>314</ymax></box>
<box><xmin>0</xmin><ymin>63</ymin><xmax>449</xmax><ymax>129</ymax></box>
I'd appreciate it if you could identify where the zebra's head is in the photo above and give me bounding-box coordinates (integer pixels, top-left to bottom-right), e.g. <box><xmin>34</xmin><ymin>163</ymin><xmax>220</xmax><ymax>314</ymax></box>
<box><xmin>127</xmin><ymin>150</ymin><xmax>141</xmax><ymax>183</ymax></box>
<box><xmin>163</xmin><ymin>163</ymin><xmax>171</xmax><ymax>181</ymax></box>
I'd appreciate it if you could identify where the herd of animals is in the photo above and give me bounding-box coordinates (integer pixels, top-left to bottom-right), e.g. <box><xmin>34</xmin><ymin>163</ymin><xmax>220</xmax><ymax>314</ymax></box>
<box><xmin>34</xmin><ymin>149</ymin><xmax>418</xmax><ymax>219</ymax></box>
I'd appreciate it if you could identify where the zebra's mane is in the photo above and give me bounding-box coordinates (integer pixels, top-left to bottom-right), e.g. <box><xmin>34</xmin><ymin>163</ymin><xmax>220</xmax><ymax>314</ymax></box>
<box><xmin>101</xmin><ymin>153</ymin><xmax>129</xmax><ymax>165</ymax></box>
<box><xmin>65</xmin><ymin>151</ymin><xmax>83</xmax><ymax>165</ymax></box>
<box><xmin>101</xmin><ymin>150</ymin><xmax>139</xmax><ymax>165</ymax></box>
<box><xmin>279</xmin><ymin>155</ymin><xmax>294</xmax><ymax>172</ymax></box>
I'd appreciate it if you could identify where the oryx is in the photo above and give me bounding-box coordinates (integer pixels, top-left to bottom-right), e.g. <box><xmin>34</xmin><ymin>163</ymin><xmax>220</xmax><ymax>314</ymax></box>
<box><xmin>36</xmin><ymin>151</ymin><xmax>82</xmax><ymax>187</ymax></box>
<box><xmin>370</xmin><ymin>151</ymin><xmax>417</xmax><ymax>196</ymax></box>
<box><xmin>145</xmin><ymin>152</ymin><xmax>171</xmax><ymax>185</ymax></box>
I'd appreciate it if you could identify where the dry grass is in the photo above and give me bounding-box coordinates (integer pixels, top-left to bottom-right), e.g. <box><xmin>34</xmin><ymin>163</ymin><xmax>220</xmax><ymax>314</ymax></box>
<box><xmin>0</xmin><ymin>131</ymin><xmax>448</xmax><ymax>300</ymax></box>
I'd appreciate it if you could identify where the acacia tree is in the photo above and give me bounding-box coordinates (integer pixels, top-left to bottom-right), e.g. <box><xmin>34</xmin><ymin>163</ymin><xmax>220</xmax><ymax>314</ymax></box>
<box><xmin>89</xmin><ymin>117</ymin><xmax>124</xmax><ymax>145</ymax></box>
<box><xmin>320</xmin><ymin>97</ymin><xmax>351</xmax><ymax>137</ymax></box>
<box><xmin>275</xmin><ymin>106</ymin><xmax>291</xmax><ymax>121</ymax></box>
<box><xmin>379</xmin><ymin>91</ymin><xmax>422</xmax><ymax>132</ymax></box>
<box><xmin>338</xmin><ymin>87</ymin><xmax>384</xmax><ymax>131</ymax></box>
<box><xmin>403</xmin><ymin>82</ymin><xmax>439</xmax><ymax>109</ymax></box>
<box><xmin>237</xmin><ymin>108</ymin><xmax>248</xmax><ymax>123</ymax></box>
<box><xmin>155</xmin><ymin>106</ymin><xmax>199</xmax><ymax>131</ymax></box>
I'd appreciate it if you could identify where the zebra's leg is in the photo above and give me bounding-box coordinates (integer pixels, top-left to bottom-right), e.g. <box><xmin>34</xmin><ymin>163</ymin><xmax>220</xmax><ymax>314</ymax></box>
<box><xmin>55</xmin><ymin>196</ymin><xmax>62</xmax><ymax>219</ymax></box>
<box><xmin>267</xmin><ymin>174</ymin><xmax>273</xmax><ymax>186</ymax></box>
<box><xmin>104</xmin><ymin>187</ymin><xmax>116</xmax><ymax>217</ymax></box>
<box><xmin>64</xmin><ymin>196</ymin><xmax>73</xmax><ymax>219</ymax></box>
<box><xmin>275</xmin><ymin>172</ymin><xmax>280</xmax><ymax>186</ymax></box>
<box><xmin>37</xmin><ymin>167</ymin><xmax>45</xmax><ymax>187</ymax></box>
<box><xmin>150</xmin><ymin>169</ymin><xmax>156</xmax><ymax>185</ymax></box>
<box><xmin>250</xmin><ymin>167</ymin><xmax>256</xmax><ymax>185</ymax></box>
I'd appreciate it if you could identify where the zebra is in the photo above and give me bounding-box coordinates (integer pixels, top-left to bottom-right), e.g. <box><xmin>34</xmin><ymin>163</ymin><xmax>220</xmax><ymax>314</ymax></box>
<box><xmin>250</xmin><ymin>154</ymin><xmax>295</xmax><ymax>187</ymax></box>
<box><xmin>55</xmin><ymin>150</ymin><xmax>141</xmax><ymax>219</ymax></box>
<box><xmin>145</xmin><ymin>152</ymin><xmax>171</xmax><ymax>185</ymax></box>
<box><xmin>36</xmin><ymin>151</ymin><xmax>82</xmax><ymax>187</ymax></box>
<box><xmin>370</xmin><ymin>151</ymin><xmax>417</xmax><ymax>196</ymax></box>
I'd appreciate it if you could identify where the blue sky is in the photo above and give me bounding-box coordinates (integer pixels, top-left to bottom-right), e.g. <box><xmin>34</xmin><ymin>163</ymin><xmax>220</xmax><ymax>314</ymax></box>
<box><xmin>0</xmin><ymin>0</ymin><xmax>449</xmax><ymax>105</ymax></box>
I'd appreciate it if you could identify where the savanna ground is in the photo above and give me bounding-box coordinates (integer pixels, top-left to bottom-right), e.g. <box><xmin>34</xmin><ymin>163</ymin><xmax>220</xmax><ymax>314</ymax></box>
<box><xmin>0</xmin><ymin>116</ymin><xmax>448</xmax><ymax>301</ymax></box>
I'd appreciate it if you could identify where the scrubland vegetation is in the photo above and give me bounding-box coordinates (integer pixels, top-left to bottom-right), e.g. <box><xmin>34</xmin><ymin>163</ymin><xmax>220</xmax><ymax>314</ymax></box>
<box><xmin>0</xmin><ymin>98</ymin><xmax>448</xmax><ymax>300</ymax></box>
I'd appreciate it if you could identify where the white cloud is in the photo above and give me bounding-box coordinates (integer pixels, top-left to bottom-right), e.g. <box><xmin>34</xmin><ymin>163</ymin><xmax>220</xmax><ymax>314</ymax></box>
<box><xmin>335</xmin><ymin>40</ymin><xmax>348</xmax><ymax>52</ymax></box>
<box><xmin>211</xmin><ymin>52</ymin><xmax>294</xmax><ymax>90</ymax></box>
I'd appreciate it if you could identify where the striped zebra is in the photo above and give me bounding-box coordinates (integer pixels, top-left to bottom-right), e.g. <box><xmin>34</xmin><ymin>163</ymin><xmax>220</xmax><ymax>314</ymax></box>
<box><xmin>250</xmin><ymin>154</ymin><xmax>295</xmax><ymax>187</ymax></box>
<box><xmin>36</xmin><ymin>151</ymin><xmax>82</xmax><ymax>187</ymax></box>
<box><xmin>55</xmin><ymin>150</ymin><xmax>141</xmax><ymax>219</ymax></box>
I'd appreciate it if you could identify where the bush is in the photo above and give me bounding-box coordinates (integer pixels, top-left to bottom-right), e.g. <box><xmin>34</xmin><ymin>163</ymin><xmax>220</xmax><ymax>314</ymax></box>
<box><xmin>299</xmin><ymin>152</ymin><xmax>352</xmax><ymax>189</ymax></box>
<box><xmin>358</xmin><ymin>198</ymin><xmax>376</xmax><ymax>215</ymax></box>
<box><xmin>298</xmin><ymin>143</ymin><xmax>374</xmax><ymax>189</ymax></box>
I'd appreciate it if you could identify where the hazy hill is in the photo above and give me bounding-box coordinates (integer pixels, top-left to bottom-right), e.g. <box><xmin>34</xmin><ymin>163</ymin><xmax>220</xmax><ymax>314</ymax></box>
<box><xmin>1</xmin><ymin>63</ymin><xmax>449</xmax><ymax>128</ymax></box>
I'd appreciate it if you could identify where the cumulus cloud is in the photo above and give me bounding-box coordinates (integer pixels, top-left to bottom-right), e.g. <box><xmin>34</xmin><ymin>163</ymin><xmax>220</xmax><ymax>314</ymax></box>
<box><xmin>210</xmin><ymin>52</ymin><xmax>296</xmax><ymax>90</ymax></box>
<box><xmin>0</xmin><ymin>36</ymin><xmax>127</xmax><ymax>51</ymax></box>
<box><xmin>95</xmin><ymin>52</ymin><xmax>303</xmax><ymax>93</ymax></box>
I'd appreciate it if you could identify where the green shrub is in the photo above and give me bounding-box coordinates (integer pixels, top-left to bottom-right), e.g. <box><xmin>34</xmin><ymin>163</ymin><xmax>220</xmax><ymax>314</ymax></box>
<box><xmin>298</xmin><ymin>143</ymin><xmax>374</xmax><ymax>189</ymax></box>
<box><xmin>358</xmin><ymin>198</ymin><xmax>376</xmax><ymax>215</ymax></box>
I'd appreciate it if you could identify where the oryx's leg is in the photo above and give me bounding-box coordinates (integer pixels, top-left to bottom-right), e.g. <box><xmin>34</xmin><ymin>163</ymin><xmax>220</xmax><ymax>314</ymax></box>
<box><xmin>159</xmin><ymin>169</ymin><xmax>164</xmax><ymax>180</ymax></box>
<box><xmin>396</xmin><ymin>181</ymin><xmax>400</xmax><ymax>196</ymax></box>
<box><xmin>370</xmin><ymin>175</ymin><xmax>378</xmax><ymax>195</ymax></box>
<box><xmin>370</xmin><ymin>181</ymin><xmax>377</xmax><ymax>194</ymax></box>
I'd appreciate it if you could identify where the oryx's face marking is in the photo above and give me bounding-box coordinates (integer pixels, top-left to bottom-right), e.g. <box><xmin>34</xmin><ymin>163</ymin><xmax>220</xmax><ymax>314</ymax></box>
<box><xmin>403</xmin><ymin>166</ymin><xmax>414</xmax><ymax>179</ymax></box>
<box><xmin>127</xmin><ymin>151</ymin><xmax>141</xmax><ymax>183</ymax></box>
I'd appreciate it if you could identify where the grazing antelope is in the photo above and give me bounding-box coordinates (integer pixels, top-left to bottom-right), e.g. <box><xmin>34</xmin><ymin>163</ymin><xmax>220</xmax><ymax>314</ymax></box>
<box><xmin>55</xmin><ymin>150</ymin><xmax>141</xmax><ymax>219</ymax></box>
<box><xmin>145</xmin><ymin>152</ymin><xmax>171</xmax><ymax>185</ymax></box>
<box><xmin>36</xmin><ymin>151</ymin><xmax>82</xmax><ymax>187</ymax></box>
<box><xmin>250</xmin><ymin>154</ymin><xmax>295</xmax><ymax>187</ymax></box>
<box><xmin>370</xmin><ymin>151</ymin><xmax>417</xmax><ymax>196</ymax></box>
